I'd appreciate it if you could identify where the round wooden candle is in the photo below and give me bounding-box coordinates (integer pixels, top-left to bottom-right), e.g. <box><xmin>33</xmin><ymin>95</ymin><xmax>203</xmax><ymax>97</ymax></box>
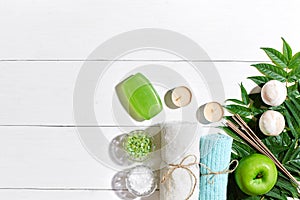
<box><xmin>164</xmin><ymin>86</ymin><xmax>192</xmax><ymax>109</ymax></box>
<box><xmin>197</xmin><ymin>102</ymin><xmax>224</xmax><ymax>124</ymax></box>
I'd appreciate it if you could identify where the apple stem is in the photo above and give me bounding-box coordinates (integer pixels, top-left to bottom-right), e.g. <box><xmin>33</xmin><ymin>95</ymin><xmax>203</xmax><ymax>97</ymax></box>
<box><xmin>256</xmin><ymin>173</ymin><xmax>263</xmax><ymax>179</ymax></box>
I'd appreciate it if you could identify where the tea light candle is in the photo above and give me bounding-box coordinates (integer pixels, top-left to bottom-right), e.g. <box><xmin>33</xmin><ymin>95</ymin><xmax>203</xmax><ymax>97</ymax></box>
<box><xmin>164</xmin><ymin>86</ymin><xmax>192</xmax><ymax>109</ymax></box>
<box><xmin>197</xmin><ymin>102</ymin><xmax>224</xmax><ymax>124</ymax></box>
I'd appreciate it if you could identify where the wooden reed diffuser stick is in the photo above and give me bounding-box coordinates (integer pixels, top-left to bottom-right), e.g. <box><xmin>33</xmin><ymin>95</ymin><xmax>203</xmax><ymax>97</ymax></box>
<box><xmin>233</xmin><ymin>115</ymin><xmax>297</xmax><ymax>184</ymax></box>
<box><xmin>225</xmin><ymin>114</ymin><xmax>299</xmax><ymax>186</ymax></box>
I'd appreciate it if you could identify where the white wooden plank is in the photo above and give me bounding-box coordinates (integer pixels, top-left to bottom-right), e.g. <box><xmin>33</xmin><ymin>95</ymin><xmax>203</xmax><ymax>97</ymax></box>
<box><xmin>0</xmin><ymin>0</ymin><xmax>299</xmax><ymax>60</ymax></box>
<box><xmin>0</xmin><ymin>189</ymin><xmax>159</xmax><ymax>200</ymax></box>
<box><xmin>0</xmin><ymin>61</ymin><xmax>260</xmax><ymax>125</ymax></box>
<box><xmin>0</xmin><ymin>126</ymin><xmax>115</xmax><ymax>188</ymax></box>
<box><xmin>0</xmin><ymin>189</ymin><xmax>294</xmax><ymax>200</ymax></box>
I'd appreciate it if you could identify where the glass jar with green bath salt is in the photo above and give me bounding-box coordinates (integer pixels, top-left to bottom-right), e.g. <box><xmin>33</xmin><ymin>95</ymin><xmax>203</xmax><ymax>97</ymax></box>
<box><xmin>123</xmin><ymin>130</ymin><xmax>155</xmax><ymax>162</ymax></box>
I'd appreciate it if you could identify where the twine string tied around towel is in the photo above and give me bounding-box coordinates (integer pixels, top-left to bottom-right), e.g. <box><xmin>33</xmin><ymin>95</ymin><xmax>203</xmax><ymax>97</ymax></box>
<box><xmin>161</xmin><ymin>155</ymin><xmax>239</xmax><ymax>200</ymax></box>
<box><xmin>200</xmin><ymin>159</ymin><xmax>239</xmax><ymax>184</ymax></box>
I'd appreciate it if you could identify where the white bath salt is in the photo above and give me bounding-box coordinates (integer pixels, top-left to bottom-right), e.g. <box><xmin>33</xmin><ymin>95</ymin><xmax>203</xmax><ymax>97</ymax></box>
<box><xmin>126</xmin><ymin>165</ymin><xmax>156</xmax><ymax>196</ymax></box>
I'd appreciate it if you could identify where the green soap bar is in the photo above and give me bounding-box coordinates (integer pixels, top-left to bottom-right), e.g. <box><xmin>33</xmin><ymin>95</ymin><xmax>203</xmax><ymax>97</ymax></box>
<box><xmin>116</xmin><ymin>73</ymin><xmax>162</xmax><ymax>121</ymax></box>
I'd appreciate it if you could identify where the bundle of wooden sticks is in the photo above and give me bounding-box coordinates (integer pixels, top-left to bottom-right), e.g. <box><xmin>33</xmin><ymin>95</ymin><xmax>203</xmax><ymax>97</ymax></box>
<box><xmin>225</xmin><ymin>114</ymin><xmax>300</xmax><ymax>187</ymax></box>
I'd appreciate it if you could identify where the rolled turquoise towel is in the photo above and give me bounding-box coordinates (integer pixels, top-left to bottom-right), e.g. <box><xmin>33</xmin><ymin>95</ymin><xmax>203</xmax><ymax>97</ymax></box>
<box><xmin>199</xmin><ymin>134</ymin><xmax>233</xmax><ymax>200</ymax></box>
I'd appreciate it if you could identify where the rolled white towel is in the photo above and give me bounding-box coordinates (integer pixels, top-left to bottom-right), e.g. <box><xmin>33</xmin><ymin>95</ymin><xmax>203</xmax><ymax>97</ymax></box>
<box><xmin>160</xmin><ymin>122</ymin><xmax>201</xmax><ymax>200</ymax></box>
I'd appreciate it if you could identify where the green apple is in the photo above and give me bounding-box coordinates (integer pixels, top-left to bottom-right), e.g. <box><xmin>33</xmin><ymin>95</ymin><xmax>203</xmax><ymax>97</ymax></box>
<box><xmin>235</xmin><ymin>153</ymin><xmax>278</xmax><ymax>196</ymax></box>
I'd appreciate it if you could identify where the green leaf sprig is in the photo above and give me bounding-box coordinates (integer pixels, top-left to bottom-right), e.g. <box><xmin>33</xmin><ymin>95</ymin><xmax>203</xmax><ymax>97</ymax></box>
<box><xmin>223</xmin><ymin>38</ymin><xmax>300</xmax><ymax>200</ymax></box>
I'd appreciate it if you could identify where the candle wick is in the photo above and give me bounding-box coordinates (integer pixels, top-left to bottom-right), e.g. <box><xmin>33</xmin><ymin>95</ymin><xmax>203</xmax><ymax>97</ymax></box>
<box><xmin>175</xmin><ymin>96</ymin><xmax>181</xmax><ymax>101</ymax></box>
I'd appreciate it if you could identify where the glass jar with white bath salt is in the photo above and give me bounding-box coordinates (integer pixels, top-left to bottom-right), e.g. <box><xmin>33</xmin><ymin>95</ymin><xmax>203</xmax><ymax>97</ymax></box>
<box><xmin>126</xmin><ymin>165</ymin><xmax>157</xmax><ymax>197</ymax></box>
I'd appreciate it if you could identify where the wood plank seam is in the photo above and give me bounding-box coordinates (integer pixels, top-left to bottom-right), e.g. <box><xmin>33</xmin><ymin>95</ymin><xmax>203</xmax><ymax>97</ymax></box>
<box><xmin>0</xmin><ymin>188</ymin><xmax>160</xmax><ymax>191</ymax></box>
<box><xmin>0</xmin><ymin>59</ymin><xmax>271</xmax><ymax>63</ymax></box>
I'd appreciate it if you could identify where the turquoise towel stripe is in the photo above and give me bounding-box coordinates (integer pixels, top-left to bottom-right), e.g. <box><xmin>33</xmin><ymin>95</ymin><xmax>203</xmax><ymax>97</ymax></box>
<box><xmin>199</xmin><ymin>134</ymin><xmax>233</xmax><ymax>200</ymax></box>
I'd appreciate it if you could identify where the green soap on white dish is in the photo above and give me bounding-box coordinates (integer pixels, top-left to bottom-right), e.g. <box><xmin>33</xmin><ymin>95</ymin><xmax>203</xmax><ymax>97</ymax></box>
<box><xmin>115</xmin><ymin>73</ymin><xmax>163</xmax><ymax>121</ymax></box>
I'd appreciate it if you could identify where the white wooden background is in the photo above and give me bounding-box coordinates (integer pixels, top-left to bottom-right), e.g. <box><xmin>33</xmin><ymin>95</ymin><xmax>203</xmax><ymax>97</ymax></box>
<box><xmin>0</xmin><ymin>0</ymin><xmax>300</xmax><ymax>199</ymax></box>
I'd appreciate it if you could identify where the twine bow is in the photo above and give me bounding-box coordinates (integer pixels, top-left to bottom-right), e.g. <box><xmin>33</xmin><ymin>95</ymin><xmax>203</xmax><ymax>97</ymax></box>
<box><xmin>161</xmin><ymin>155</ymin><xmax>198</xmax><ymax>200</ymax></box>
<box><xmin>160</xmin><ymin>155</ymin><xmax>239</xmax><ymax>200</ymax></box>
<box><xmin>200</xmin><ymin>159</ymin><xmax>239</xmax><ymax>184</ymax></box>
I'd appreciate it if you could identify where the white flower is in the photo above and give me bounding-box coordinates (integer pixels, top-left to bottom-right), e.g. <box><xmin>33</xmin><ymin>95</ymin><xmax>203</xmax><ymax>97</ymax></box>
<box><xmin>261</xmin><ymin>80</ymin><xmax>287</xmax><ymax>106</ymax></box>
<box><xmin>259</xmin><ymin>110</ymin><xmax>285</xmax><ymax>136</ymax></box>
